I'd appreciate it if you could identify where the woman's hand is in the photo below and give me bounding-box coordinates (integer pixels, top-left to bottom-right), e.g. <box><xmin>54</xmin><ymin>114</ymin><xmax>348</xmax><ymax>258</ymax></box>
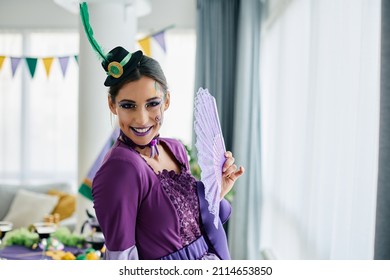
<box><xmin>221</xmin><ymin>151</ymin><xmax>245</xmax><ymax>199</ymax></box>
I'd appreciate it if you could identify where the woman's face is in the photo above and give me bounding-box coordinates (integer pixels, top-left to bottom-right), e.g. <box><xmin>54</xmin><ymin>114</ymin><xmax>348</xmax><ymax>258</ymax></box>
<box><xmin>109</xmin><ymin>76</ymin><xmax>170</xmax><ymax>146</ymax></box>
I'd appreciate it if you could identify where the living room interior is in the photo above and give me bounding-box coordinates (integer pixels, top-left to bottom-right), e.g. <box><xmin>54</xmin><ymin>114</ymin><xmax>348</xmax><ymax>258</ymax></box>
<box><xmin>1</xmin><ymin>0</ymin><xmax>389</xmax><ymax>261</ymax></box>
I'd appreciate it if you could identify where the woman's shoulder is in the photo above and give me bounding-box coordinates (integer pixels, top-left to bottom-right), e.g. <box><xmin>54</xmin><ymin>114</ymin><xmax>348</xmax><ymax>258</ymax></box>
<box><xmin>101</xmin><ymin>140</ymin><xmax>147</xmax><ymax>170</ymax></box>
<box><xmin>93</xmin><ymin>140</ymin><xmax>152</xmax><ymax>192</ymax></box>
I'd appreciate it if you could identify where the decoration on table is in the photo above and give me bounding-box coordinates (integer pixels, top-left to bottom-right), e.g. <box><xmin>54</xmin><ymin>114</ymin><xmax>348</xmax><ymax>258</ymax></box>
<box><xmin>1</xmin><ymin>227</ymin><xmax>39</xmax><ymax>248</ymax></box>
<box><xmin>0</xmin><ymin>221</ymin><xmax>13</xmax><ymax>247</ymax></box>
<box><xmin>81</xmin><ymin>210</ymin><xmax>105</xmax><ymax>255</ymax></box>
<box><xmin>2</xmin><ymin>226</ymin><xmax>85</xmax><ymax>249</ymax></box>
<box><xmin>193</xmin><ymin>87</ymin><xmax>226</xmax><ymax>229</ymax></box>
<box><xmin>51</xmin><ymin>227</ymin><xmax>85</xmax><ymax>248</ymax></box>
<box><xmin>0</xmin><ymin>226</ymin><xmax>103</xmax><ymax>260</ymax></box>
<box><xmin>76</xmin><ymin>248</ymin><xmax>101</xmax><ymax>260</ymax></box>
<box><xmin>46</xmin><ymin>250</ymin><xmax>76</xmax><ymax>260</ymax></box>
<box><xmin>32</xmin><ymin>222</ymin><xmax>58</xmax><ymax>259</ymax></box>
<box><xmin>38</xmin><ymin>237</ymin><xmax>64</xmax><ymax>252</ymax></box>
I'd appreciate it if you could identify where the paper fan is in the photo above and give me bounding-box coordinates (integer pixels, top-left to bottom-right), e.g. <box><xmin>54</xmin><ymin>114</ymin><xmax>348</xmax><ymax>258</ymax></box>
<box><xmin>194</xmin><ymin>87</ymin><xmax>226</xmax><ymax>229</ymax></box>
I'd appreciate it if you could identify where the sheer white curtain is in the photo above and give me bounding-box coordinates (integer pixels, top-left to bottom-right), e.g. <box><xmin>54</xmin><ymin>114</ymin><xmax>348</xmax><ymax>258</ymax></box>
<box><xmin>159</xmin><ymin>30</ymin><xmax>196</xmax><ymax>146</ymax></box>
<box><xmin>260</xmin><ymin>0</ymin><xmax>381</xmax><ymax>259</ymax></box>
<box><xmin>0</xmin><ymin>31</ymin><xmax>79</xmax><ymax>187</ymax></box>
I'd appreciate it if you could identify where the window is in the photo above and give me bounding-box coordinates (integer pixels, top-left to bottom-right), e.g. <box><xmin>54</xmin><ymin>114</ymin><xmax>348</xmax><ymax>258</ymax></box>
<box><xmin>0</xmin><ymin>31</ymin><xmax>79</xmax><ymax>186</ymax></box>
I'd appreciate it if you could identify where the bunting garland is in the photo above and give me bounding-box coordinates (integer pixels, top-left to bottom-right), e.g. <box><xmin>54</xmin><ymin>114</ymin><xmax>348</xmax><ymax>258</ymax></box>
<box><xmin>137</xmin><ymin>25</ymin><xmax>173</xmax><ymax>57</ymax></box>
<box><xmin>0</xmin><ymin>55</ymin><xmax>78</xmax><ymax>78</ymax></box>
<box><xmin>0</xmin><ymin>56</ymin><xmax>5</xmax><ymax>70</ymax></box>
<box><xmin>0</xmin><ymin>25</ymin><xmax>173</xmax><ymax>78</ymax></box>
<box><xmin>25</xmin><ymin>57</ymin><xmax>38</xmax><ymax>78</ymax></box>
<box><xmin>138</xmin><ymin>37</ymin><xmax>152</xmax><ymax>57</ymax></box>
<box><xmin>42</xmin><ymin>57</ymin><xmax>54</xmax><ymax>78</ymax></box>
<box><xmin>10</xmin><ymin>57</ymin><xmax>22</xmax><ymax>77</ymax></box>
<box><xmin>58</xmin><ymin>56</ymin><xmax>70</xmax><ymax>77</ymax></box>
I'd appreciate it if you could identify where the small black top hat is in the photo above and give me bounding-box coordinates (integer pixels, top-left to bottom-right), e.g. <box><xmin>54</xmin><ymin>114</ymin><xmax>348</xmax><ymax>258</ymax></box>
<box><xmin>102</xmin><ymin>47</ymin><xmax>143</xmax><ymax>87</ymax></box>
<box><xmin>79</xmin><ymin>2</ymin><xmax>144</xmax><ymax>87</ymax></box>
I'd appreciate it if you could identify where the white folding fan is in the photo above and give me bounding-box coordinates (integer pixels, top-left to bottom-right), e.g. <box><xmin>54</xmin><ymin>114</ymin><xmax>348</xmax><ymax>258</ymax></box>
<box><xmin>194</xmin><ymin>87</ymin><xmax>226</xmax><ymax>229</ymax></box>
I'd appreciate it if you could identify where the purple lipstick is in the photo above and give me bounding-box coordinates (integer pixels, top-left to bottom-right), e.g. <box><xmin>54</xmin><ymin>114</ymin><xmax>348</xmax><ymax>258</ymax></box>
<box><xmin>131</xmin><ymin>126</ymin><xmax>153</xmax><ymax>136</ymax></box>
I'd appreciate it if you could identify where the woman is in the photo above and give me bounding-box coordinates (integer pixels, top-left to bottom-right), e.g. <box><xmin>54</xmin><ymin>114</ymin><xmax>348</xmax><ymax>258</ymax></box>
<box><xmin>91</xmin><ymin>46</ymin><xmax>245</xmax><ymax>260</ymax></box>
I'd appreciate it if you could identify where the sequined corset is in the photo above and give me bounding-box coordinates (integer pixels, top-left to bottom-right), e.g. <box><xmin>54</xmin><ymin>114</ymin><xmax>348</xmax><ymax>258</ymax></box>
<box><xmin>158</xmin><ymin>169</ymin><xmax>202</xmax><ymax>246</ymax></box>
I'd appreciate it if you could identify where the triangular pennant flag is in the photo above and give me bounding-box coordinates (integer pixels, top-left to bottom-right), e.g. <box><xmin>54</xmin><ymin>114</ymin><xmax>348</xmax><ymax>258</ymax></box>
<box><xmin>138</xmin><ymin>37</ymin><xmax>152</xmax><ymax>57</ymax></box>
<box><xmin>25</xmin><ymin>57</ymin><xmax>38</xmax><ymax>78</ymax></box>
<box><xmin>79</xmin><ymin>128</ymin><xmax>120</xmax><ymax>200</ymax></box>
<box><xmin>42</xmin><ymin>57</ymin><xmax>54</xmax><ymax>78</ymax></box>
<box><xmin>10</xmin><ymin>57</ymin><xmax>22</xmax><ymax>77</ymax></box>
<box><xmin>74</xmin><ymin>55</ymin><xmax>78</xmax><ymax>64</ymax></box>
<box><xmin>58</xmin><ymin>56</ymin><xmax>70</xmax><ymax>77</ymax></box>
<box><xmin>153</xmin><ymin>31</ymin><xmax>167</xmax><ymax>53</ymax></box>
<box><xmin>0</xmin><ymin>56</ymin><xmax>5</xmax><ymax>72</ymax></box>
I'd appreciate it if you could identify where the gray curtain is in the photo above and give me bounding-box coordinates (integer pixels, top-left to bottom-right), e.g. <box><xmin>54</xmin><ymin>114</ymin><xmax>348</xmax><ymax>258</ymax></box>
<box><xmin>195</xmin><ymin>0</ymin><xmax>263</xmax><ymax>259</ymax></box>
<box><xmin>194</xmin><ymin>0</ymin><xmax>239</xmax><ymax>151</ymax></box>
<box><xmin>374</xmin><ymin>0</ymin><xmax>390</xmax><ymax>260</ymax></box>
<box><xmin>228</xmin><ymin>0</ymin><xmax>262</xmax><ymax>260</ymax></box>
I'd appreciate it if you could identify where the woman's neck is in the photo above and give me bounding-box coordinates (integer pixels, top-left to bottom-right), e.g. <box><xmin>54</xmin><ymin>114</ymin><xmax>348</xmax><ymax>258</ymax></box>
<box><xmin>120</xmin><ymin>131</ymin><xmax>160</xmax><ymax>158</ymax></box>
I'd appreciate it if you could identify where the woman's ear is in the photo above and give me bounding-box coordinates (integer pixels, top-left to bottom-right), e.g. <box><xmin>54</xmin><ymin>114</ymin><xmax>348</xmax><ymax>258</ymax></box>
<box><xmin>108</xmin><ymin>95</ymin><xmax>117</xmax><ymax>115</ymax></box>
<box><xmin>164</xmin><ymin>91</ymin><xmax>170</xmax><ymax>111</ymax></box>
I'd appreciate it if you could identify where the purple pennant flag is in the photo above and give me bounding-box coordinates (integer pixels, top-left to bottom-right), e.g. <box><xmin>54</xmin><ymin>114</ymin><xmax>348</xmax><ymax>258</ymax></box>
<box><xmin>153</xmin><ymin>31</ymin><xmax>167</xmax><ymax>53</ymax></box>
<box><xmin>58</xmin><ymin>56</ymin><xmax>70</xmax><ymax>77</ymax></box>
<box><xmin>10</xmin><ymin>57</ymin><xmax>22</xmax><ymax>77</ymax></box>
<box><xmin>78</xmin><ymin>127</ymin><xmax>120</xmax><ymax>200</ymax></box>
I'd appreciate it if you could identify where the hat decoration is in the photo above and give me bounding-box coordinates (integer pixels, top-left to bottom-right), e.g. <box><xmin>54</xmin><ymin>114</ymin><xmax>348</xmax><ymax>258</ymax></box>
<box><xmin>79</xmin><ymin>2</ymin><xmax>108</xmax><ymax>64</ymax></box>
<box><xmin>79</xmin><ymin>2</ymin><xmax>143</xmax><ymax>86</ymax></box>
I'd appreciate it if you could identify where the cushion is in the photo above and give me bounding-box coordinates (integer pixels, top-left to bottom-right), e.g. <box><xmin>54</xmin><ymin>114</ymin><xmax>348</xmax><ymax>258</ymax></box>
<box><xmin>0</xmin><ymin>182</ymin><xmax>72</xmax><ymax>220</ymax></box>
<box><xmin>47</xmin><ymin>189</ymin><xmax>76</xmax><ymax>221</ymax></box>
<box><xmin>3</xmin><ymin>189</ymin><xmax>59</xmax><ymax>229</ymax></box>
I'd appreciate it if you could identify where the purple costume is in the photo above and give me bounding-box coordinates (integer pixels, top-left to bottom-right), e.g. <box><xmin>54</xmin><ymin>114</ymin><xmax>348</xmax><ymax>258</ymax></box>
<box><xmin>92</xmin><ymin>137</ymin><xmax>231</xmax><ymax>260</ymax></box>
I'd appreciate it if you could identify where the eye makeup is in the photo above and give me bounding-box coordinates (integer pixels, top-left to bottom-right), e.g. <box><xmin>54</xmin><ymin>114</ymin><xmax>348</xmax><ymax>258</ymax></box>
<box><xmin>117</xmin><ymin>97</ymin><xmax>162</xmax><ymax>110</ymax></box>
<box><xmin>118</xmin><ymin>100</ymin><xmax>136</xmax><ymax>109</ymax></box>
<box><xmin>145</xmin><ymin>98</ymin><xmax>162</xmax><ymax>108</ymax></box>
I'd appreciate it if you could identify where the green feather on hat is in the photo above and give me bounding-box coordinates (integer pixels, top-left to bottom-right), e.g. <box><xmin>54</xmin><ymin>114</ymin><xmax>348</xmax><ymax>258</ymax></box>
<box><xmin>79</xmin><ymin>2</ymin><xmax>109</xmax><ymax>64</ymax></box>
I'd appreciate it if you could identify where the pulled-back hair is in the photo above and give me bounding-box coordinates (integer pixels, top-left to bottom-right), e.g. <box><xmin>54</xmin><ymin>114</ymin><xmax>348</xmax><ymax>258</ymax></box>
<box><xmin>108</xmin><ymin>55</ymin><xmax>168</xmax><ymax>102</ymax></box>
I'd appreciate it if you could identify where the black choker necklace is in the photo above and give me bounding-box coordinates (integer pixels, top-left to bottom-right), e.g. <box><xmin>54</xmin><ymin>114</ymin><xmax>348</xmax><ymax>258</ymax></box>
<box><xmin>120</xmin><ymin>131</ymin><xmax>160</xmax><ymax>158</ymax></box>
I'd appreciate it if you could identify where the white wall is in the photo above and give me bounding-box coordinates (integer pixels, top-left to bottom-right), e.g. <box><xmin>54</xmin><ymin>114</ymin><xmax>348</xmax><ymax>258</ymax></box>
<box><xmin>0</xmin><ymin>0</ymin><xmax>196</xmax><ymax>31</ymax></box>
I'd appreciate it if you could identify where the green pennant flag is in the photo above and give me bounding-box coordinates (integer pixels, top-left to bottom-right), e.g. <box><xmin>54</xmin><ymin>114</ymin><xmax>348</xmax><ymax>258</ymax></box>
<box><xmin>74</xmin><ymin>55</ymin><xmax>78</xmax><ymax>64</ymax></box>
<box><xmin>25</xmin><ymin>57</ymin><xmax>38</xmax><ymax>78</ymax></box>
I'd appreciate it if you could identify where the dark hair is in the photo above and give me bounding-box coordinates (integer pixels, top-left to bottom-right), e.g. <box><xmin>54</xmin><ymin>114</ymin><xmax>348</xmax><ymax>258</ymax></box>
<box><xmin>108</xmin><ymin>55</ymin><xmax>168</xmax><ymax>102</ymax></box>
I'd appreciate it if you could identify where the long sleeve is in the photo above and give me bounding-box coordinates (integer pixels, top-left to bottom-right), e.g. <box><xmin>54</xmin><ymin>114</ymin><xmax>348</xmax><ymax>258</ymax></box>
<box><xmin>219</xmin><ymin>199</ymin><xmax>232</xmax><ymax>224</ymax></box>
<box><xmin>92</xmin><ymin>157</ymin><xmax>145</xmax><ymax>254</ymax></box>
<box><xmin>103</xmin><ymin>245</ymin><xmax>139</xmax><ymax>260</ymax></box>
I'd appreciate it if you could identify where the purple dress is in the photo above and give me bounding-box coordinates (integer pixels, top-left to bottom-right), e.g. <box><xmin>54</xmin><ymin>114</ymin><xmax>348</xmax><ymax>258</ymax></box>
<box><xmin>92</xmin><ymin>137</ymin><xmax>231</xmax><ymax>260</ymax></box>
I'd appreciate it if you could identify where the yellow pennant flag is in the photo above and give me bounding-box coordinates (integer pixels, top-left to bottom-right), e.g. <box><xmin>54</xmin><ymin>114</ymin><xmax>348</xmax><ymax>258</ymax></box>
<box><xmin>0</xmin><ymin>56</ymin><xmax>5</xmax><ymax>72</ymax></box>
<box><xmin>42</xmin><ymin>57</ymin><xmax>54</xmax><ymax>77</ymax></box>
<box><xmin>138</xmin><ymin>37</ymin><xmax>152</xmax><ymax>57</ymax></box>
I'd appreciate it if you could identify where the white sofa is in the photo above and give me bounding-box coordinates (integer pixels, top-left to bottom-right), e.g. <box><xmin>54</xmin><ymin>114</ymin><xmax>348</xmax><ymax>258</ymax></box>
<box><xmin>0</xmin><ymin>181</ymin><xmax>76</xmax><ymax>231</ymax></box>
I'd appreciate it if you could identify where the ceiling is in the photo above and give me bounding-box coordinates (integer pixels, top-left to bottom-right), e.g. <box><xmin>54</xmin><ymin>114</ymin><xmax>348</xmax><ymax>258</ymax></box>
<box><xmin>0</xmin><ymin>0</ymin><xmax>196</xmax><ymax>31</ymax></box>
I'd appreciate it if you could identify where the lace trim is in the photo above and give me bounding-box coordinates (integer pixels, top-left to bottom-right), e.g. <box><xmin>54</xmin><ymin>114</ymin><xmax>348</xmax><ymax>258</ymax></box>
<box><xmin>158</xmin><ymin>169</ymin><xmax>201</xmax><ymax>246</ymax></box>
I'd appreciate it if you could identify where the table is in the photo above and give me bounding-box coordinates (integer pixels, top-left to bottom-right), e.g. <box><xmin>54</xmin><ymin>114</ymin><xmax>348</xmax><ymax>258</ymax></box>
<box><xmin>0</xmin><ymin>245</ymin><xmax>81</xmax><ymax>260</ymax></box>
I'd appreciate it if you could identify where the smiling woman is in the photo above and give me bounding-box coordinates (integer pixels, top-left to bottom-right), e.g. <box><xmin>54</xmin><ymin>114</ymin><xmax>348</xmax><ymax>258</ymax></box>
<box><xmin>78</xmin><ymin>2</ymin><xmax>244</xmax><ymax>260</ymax></box>
<box><xmin>90</xmin><ymin>47</ymin><xmax>245</xmax><ymax>260</ymax></box>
